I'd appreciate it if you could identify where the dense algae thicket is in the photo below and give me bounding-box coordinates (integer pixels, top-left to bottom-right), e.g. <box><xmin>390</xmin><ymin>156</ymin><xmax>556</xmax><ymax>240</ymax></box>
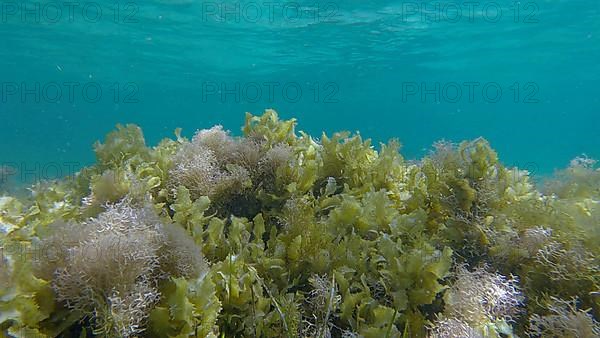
<box><xmin>0</xmin><ymin>110</ymin><xmax>599</xmax><ymax>338</ymax></box>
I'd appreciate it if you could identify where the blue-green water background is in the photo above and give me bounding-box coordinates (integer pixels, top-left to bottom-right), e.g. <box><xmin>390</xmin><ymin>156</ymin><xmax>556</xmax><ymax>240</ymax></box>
<box><xmin>1</xmin><ymin>0</ymin><xmax>599</xmax><ymax>185</ymax></box>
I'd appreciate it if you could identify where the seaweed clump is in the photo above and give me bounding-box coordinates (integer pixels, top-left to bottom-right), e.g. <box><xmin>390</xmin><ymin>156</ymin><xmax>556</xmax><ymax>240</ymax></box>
<box><xmin>0</xmin><ymin>109</ymin><xmax>599</xmax><ymax>337</ymax></box>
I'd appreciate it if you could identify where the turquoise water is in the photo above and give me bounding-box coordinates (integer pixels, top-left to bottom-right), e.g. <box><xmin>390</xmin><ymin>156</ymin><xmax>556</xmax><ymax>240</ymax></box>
<box><xmin>1</xmin><ymin>0</ymin><xmax>599</xmax><ymax>185</ymax></box>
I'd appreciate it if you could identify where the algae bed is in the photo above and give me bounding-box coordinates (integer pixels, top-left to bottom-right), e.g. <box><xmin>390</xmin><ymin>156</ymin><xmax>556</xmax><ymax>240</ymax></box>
<box><xmin>0</xmin><ymin>110</ymin><xmax>599</xmax><ymax>337</ymax></box>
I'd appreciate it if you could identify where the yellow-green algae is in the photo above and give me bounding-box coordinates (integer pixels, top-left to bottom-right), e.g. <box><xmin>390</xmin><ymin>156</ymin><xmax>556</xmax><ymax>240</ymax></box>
<box><xmin>0</xmin><ymin>110</ymin><xmax>598</xmax><ymax>337</ymax></box>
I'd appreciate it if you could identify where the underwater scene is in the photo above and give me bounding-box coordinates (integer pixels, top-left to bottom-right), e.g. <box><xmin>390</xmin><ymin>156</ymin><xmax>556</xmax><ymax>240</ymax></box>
<box><xmin>1</xmin><ymin>0</ymin><xmax>600</xmax><ymax>337</ymax></box>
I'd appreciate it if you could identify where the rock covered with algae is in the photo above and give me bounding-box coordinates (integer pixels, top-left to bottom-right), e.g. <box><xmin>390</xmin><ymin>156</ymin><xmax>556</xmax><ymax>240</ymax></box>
<box><xmin>0</xmin><ymin>110</ymin><xmax>599</xmax><ymax>337</ymax></box>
